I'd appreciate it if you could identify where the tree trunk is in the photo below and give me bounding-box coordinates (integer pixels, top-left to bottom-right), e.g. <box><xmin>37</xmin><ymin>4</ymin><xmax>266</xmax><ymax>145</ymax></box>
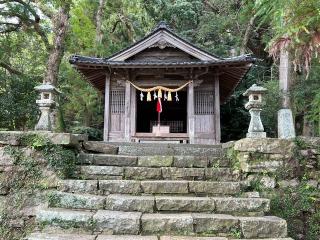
<box><xmin>95</xmin><ymin>0</ymin><xmax>106</xmax><ymax>46</ymax></box>
<box><xmin>241</xmin><ymin>15</ymin><xmax>257</xmax><ymax>55</ymax></box>
<box><xmin>43</xmin><ymin>3</ymin><xmax>71</xmax><ymax>85</ymax></box>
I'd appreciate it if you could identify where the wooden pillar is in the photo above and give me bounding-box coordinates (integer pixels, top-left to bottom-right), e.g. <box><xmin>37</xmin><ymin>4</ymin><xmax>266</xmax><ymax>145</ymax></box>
<box><xmin>124</xmin><ymin>80</ymin><xmax>131</xmax><ymax>142</ymax></box>
<box><xmin>187</xmin><ymin>81</ymin><xmax>195</xmax><ymax>144</ymax></box>
<box><xmin>214</xmin><ymin>74</ymin><xmax>221</xmax><ymax>143</ymax></box>
<box><xmin>103</xmin><ymin>72</ymin><xmax>111</xmax><ymax>141</ymax></box>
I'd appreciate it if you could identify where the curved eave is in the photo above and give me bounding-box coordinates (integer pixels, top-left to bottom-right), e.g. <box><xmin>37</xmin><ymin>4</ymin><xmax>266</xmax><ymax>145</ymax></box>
<box><xmin>70</xmin><ymin>57</ymin><xmax>254</xmax><ymax>103</ymax></box>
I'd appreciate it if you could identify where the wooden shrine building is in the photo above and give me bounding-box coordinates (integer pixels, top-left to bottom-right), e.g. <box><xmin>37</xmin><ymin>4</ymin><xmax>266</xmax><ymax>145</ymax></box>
<box><xmin>70</xmin><ymin>22</ymin><xmax>254</xmax><ymax>144</ymax></box>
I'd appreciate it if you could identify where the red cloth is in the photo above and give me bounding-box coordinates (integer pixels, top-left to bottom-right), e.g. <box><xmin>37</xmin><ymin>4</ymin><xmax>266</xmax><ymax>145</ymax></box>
<box><xmin>156</xmin><ymin>98</ymin><xmax>162</xmax><ymax>113</ymax></box>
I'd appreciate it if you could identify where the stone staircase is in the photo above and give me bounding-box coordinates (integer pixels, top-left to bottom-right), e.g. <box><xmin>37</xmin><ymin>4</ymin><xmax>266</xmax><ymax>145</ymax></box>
<box><xmin>26</xmin><ymin>142</ymin><xmax>292</xmax><ymax>240</ymax></box>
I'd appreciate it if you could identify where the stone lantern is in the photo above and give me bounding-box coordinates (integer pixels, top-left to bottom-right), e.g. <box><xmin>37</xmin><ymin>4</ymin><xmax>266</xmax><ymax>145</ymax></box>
<box><xmin>243</xmin><ymin>84</ymin><xmax>267</xmax><ymax>138</ymax></box>
<box><xmin>34</xmin><ymin>83</ymin><xmax>60</xmax><ymax>131</ymax></box>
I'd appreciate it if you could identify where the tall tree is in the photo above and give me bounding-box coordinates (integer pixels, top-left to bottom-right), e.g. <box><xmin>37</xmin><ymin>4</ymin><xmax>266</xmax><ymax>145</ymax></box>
<box><xmin>41</xmin><ymin>2</ymin><xmax>72</xmax><ymax>85</ymax></box>
<box><xmin>253</xmin><ymin>0</ymin><xmax>320</xmax><ymax>73</ymax></box>
<box><xmin>96</xmin><ymin>0</ymin><xmax>106</xmax><ymax>46</ymax></box>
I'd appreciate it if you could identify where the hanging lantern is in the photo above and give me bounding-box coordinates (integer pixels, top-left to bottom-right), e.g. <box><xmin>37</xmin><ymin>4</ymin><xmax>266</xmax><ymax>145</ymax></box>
<box><xmin>147</xmin><ymin>91</ymin><xmax>152</xmax><ymax>101</ymax></box>
<box><xmin>175</xmin><ymin>92</ymin><xmax>179</xmax><ymax>102</ymax></box>
<box><xmin>153</xmin><ymin>91</ymin><xmax>157</xmax><ymax>100</ymax></box>
<box><xmin>158</xmin><ymin>88</ymin><xmax>162</xmax><ymax>98</ymax></box>
<box><xmin>140</xmin><ymin>92</ymin><xmax>144</xmax><ymax>101</ymax></box>
<box><xmin>164</xmin><ymin>91</ymin><xmax>168</xmax><ymax>101</ymax></box>
<box><xmin>168</xmin><ymin>91</ymin><xmax>172</xmax><ymax>101</ymax></box>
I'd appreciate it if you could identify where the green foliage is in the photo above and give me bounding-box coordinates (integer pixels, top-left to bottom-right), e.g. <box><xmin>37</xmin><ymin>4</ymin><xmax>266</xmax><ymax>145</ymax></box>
<box><xmin>230</xmin><ymin>227</ymin><xmax>242</xmax><ymax>239</ymax></box>
<box><xmin>18</xmin><ymin>133</ymin><xmax>77</xmax><ymax>178</ymax></box>
<box><xmin>0</xmin><ymin>146</ymin><xmax>43</xmax><ymax>239</ymax></box>
<box><xmin>0</xmin><ymin>133</ymin><xmax>79</xmax><ymax>238</ymax></box>
<box><xmin>270</xmin><ymin>183</ymin><xmax>320</xmax><ymax>240</ymax></box>
<box><xmin>58</xmin><ymin>60</ymin><xmax>104</xmax><ymax>130</ymax></box>
<box><xmin>261</xmin><ymin>79</ymin><xmax>280</xmax><ymax>134</ymax></box>
<box><xmin>0</xmin><ymin>73</ymin><xmax>39</xmax><ymax>130</ymax></box>
<box><xmin>71</xmin><ymin>126</ymin><xmax>103</xmax><ymax>141</ymax></box>
<box><xmin>42</xmin><ymin>144</ymin><xmax>77</xmax><ymax>178</ymax></box>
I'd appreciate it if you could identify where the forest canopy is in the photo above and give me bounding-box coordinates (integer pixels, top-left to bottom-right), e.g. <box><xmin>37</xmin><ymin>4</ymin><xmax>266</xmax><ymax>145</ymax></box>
<box><xmin>0</xmin><ymin>0</ymin><xmax>320</xmax><ymax>141</ymax></box>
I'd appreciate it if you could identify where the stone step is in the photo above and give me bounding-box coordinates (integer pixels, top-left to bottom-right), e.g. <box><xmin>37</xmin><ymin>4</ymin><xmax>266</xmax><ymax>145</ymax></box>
<box><xmin>141</xmin><ymin>214</ymin><xmax>287</xmax><ymax>238</ymax></box>
<box><xmin>37</xmin><ymin>208</ymin><xmax>287</xmax><ymax>238</ymax></box>
<box><xmin>47</xmin><ymin>192</ymin><xmax>269</xmax><ymax>215</ymax></box>
<box><xmin>115</xmin><ymin>143</ymin><xmax>222</xmax><ymax>157</ymax></box>
<box><xmin>78</xmin><ymin>154</ymin><xmax>230</xmax><ymax>168</ymax></box>
<box><xmin>101</xmin><ymin>180</ymin><xmax>241</xmax><ymax>195</ymax></box>
<box><xmin>78</xmin><ymin>165</ymin><xmax>239</xmax><ymax>181</ymax></box>
<box><xmin>78</xmin><ymin>153</ymin><xmax>137</xmax><ymax>166</ymax></box>
<box><xmin>36</xmin><ymin>208</ymin><xmax>95</xmax><ymax>231</ymax></box>
<box><xmin>48</xmin><ymin>191</ymin><xmax>106</xmax><ymax>210</ymax></box>
<box><xmin>58</xmin><ymin>179</ymin><xmax>241</xmax><ymax>196</ymax></box>
<box><xmin>83</xmin><ymin>141</ymin><xmax>118</xmax><ymax>154</ymax></box>
<box><xmin>26</xmin><ymin>232</ymin><xmax>294</xmax><ymax>240</ymax></box>
<box><xmin>27</xmin><ymin>232</ymin><xmax>96</xmax><ymax>240</ymax></box>
<box><xmin>105</xmin><ymin>194</ymin><xmax>270</xmax><ymax>215</ymax></box>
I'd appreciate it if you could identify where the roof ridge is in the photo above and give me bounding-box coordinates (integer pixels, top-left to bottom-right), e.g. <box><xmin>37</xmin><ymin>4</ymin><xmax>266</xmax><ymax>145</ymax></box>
<box><xmin>153</xmin><ymin>21</ymin><xmax>173</xmax><ymax>31</ymax></box>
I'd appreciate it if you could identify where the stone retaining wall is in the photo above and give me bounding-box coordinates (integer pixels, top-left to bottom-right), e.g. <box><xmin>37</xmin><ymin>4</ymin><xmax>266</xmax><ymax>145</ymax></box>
<box><xmin>223</xmin><ymin>137</ymin><xmax>320</xmax><ymax>191</ymax></box>
<box><xmin>0</xmin><ymin>131</ymin><xmax>85</xmax><ymax>239</ymax></box>
<box><xmin>223</xmin><ymin>137</ymin><xmax>320</xmax><ymax>239</ymax></box>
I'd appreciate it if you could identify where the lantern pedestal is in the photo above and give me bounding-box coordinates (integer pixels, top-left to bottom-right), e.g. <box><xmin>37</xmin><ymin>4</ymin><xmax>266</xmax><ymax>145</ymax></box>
<box><xmin>35</xmin><ymin>105</ymin><xmax>53</xmax><ymax>131</ymax></box>
<box><xmin>246</xmin><ymin>108</ymin><xmax>266</xmax><ymax>138</ymax></box>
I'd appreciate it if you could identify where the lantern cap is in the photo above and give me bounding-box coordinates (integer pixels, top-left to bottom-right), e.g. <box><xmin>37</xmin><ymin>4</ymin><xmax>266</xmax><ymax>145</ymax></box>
<box><xmin>34</xmin><ymin>83</ymin><xmax>61</xmax><ymax>93</ymax></box>
<box><xmin>243</xmin><ymin>84</ymin><xmax>267</xmax><ymax>97</ymax></box>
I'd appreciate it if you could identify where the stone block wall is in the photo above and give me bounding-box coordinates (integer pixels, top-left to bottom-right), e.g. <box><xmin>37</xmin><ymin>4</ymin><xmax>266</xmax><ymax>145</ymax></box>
<box><xmin>223</xmin><ymin>137</ymin><xmax>320</xmax><ymax>239</ymax></box>
<box><xmin>223</xmin><ymin>137</ymin><xmax>320</xmax><ymax>191</ymax></box>
<box><xmin>0</xmin><ymin>131</ymin><xmax>85</xmax><ymax>239</ymax></box>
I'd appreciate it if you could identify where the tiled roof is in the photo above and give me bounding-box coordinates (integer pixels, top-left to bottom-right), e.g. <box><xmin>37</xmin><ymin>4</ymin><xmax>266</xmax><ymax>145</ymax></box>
<box><xmin>69</xmin><ymin>54</ymin><xmax>255</xmax><ymax>66</ymax></box>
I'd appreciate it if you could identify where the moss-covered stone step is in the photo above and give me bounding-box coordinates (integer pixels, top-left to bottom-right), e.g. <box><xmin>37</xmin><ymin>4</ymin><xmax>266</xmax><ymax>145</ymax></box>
<box><xmin>114</xmin><ymin>143</ymin><xmax>222</xmax><ymax>157</ymax></box>
<box><xmin>96</xmin><ymin>236</ymin><xmax>158</xmax><ymax>240</ymax></box>
<box><xmin>27</xmin><ymin>232</ymin><xmax>96</xmax><ymax>240</ymax></box>
<box><xmin>58</xmin><ymin>180</ymin><xmax>99</xmax><ymax>194</ymax></box>
<box><xmin>36</xmin><ymin>208</ymin><xmax>287</xmax><ymax>239</ymax></box>
<box><xmin>48</xmin><ymin>191</ymin><xmax>106</xmax><ymax>210</ymax></box>
<box><xmin>78</xmin><ymin>154</ymin><xmax>230</xmax><ymax>168</ymax></box>
<box><xmin>141</xmin><ymin>213</ymin><xmax>287</xmax><ymax>238</ymax></box>
<box><xmin>36</xmin><ymin>208</ymin><xmax>142</xmax><ymax>235</ymax></box>
<box><xmin>78</xmin><ymin>166</ymin><xmax>239</xmax><ymax>181</ymax></box>
<box><xmin>27</xmin><ymin>232</ymin><xmax>294</xmax><ymax>240</ymax></box>
<box><xmin>47</xmin><ymin>191</ymin><xmax>269</xmax><ymax>215</ymax></box>
<box><xmin>78</xmin><ymin>153</ymin><xmax>137</xmax><ymax>166</ymax></box>
<box><xmin>100</xmin><ymin>180</ymin><xmax>241</xmax><ymax>195</ymax></box>
<box><xmin>58</xmin><ymin>179</ymin><xmax>241</xmax><ymax>196</ymax></box>
<box><xmin>36</xmin><ymin>208</ymin><xmax>95</xmax><ymax>231</ymax></box>
<box><xmin>105</xmin><ymin>195</ymin><xmax>269</xmax><ymax>215</ymax></box>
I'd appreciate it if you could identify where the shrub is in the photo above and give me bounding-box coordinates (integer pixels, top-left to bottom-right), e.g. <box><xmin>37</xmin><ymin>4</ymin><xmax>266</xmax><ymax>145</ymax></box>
<box><xmin>71</xmin><ymin>126</ymin><xmax>103</xmax><ymax>141</ymax></box>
